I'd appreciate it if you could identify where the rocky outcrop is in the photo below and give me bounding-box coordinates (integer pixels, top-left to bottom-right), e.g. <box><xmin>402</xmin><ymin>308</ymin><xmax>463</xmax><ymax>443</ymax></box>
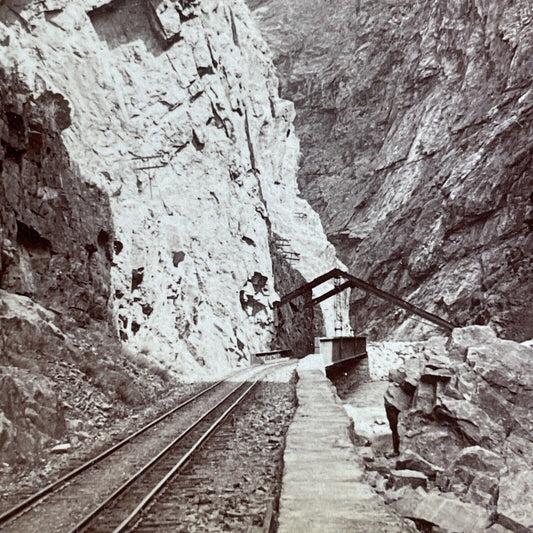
<box><xmin>0</xmin><ymin>365</ymin><xmax>65</xmax><ymax>465</ymax></box>
<box><xmin>0</xmin><ymin>289</ymin><xmax>178</xmax><ymax>466</ymax></box>
<box><xmin>384</xmin><ymin>326</ymin><xmax>533</xmax><ymax>532</ymax></box>
<box><xmin>248</xmin><ymin>0</ymin><xmax>533</xmax><ymax>341</ymax></box>
<box><xmin>0</xmin><ymin>0</ymin><xmax>341</xmax><ymax>377</ymax></box>
<box><xmin>0</xmin><ymin>72</ymin><xmax>114</xmax><ymax>326</ymax></box>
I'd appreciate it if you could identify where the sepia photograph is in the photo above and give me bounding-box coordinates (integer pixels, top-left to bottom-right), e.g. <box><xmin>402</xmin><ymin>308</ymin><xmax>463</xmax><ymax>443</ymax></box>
<box><xmin>0</xmin><ymin>0</ymin><xmax>532</xmax><ymax>531</ymax></box>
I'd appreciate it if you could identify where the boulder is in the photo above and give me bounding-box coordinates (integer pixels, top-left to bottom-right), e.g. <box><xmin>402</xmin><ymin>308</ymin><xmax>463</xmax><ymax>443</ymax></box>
<box><xmin>396</xmin><ymin>450</ymin><xmax>444</xmax><ymax>480</ymax></box>
<box><xmin>466</xmin><ymin>341</ymin><xmax>533</xmax><ymax>392</ymax></box>
<box><xmin>434</xmin><ymin>396</ymin><xmax>505</xmax><ymax>447</ymax></box>
<box><xmin>407</xmin><ymin>491</ymin><xmax>490</xmax><ymax>532</ymax></box>
<box><xmin>466</xmin><ymin>473</ymin><xmax>500</xmax><ymax>507</ymax></box>
<box><xmin>449</xmin><ymin>326</ymin><xmax>498</xmax><ymax>356</ymax></box>
<box><xmin>398</xmin><ymin>415</ymin><xmax>464</xmax><ymax>469</ymax></box>
<box><xmin>498</xmin><ymin>454</ymin><xmax>533</xmax><ymax>533</ymax></box>
<box><xmin>505</xmin><ymin>432</ymin><xmax>533</xmax><ymax>470</ymax></box>
<box><xmin>382</xmin><ymin>328</ymin><xmax>533</xmax><ymax>516</ymax></box>
<box><xmin>451</xmin><ymin>446</ymin><xmax>505</xmax><ymax>474</ymax></box>
<box><xmin>0</xmin><ymin>370</ymin><xmax>65</xmax><ymax>439</ymax></box>
<box><xmin>444</xmin><ymin>446</ymin><xmax>504</xmax><ymax>506</ymax></box>
<box><xmin>412</xmin><ymin>381</ymin><xmax>435</xmax><ymax>414</ymax></box>
<box><xmin>390</xmin><ymin>486</ymin><xmax>426</xmax><ymax>518</ymax></box>
<box><xmin>389</xmin><ymin>469</ymin><xmax>428</xmax><ymax>490</ymax></box>
<box><xmin>0</xmin><ymin>367</ymin><xmax>65</xmax><ymax>464</ymax></box>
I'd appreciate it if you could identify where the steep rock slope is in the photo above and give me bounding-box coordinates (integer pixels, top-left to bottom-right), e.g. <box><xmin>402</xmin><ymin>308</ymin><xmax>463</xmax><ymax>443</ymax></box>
<box><xmin>384</xmin><ymin>327</ymin><xmax>533</xmax><ymax>532</ymax></box>
<box><xmin>248</xmin><ymin>0</ymin><xmax>533</xmax><ymax>340</ymax></box>
<box><xmin>0</xmin><ymin>0</ymin><xmax>341</xmax><ymax>380</ymax></box>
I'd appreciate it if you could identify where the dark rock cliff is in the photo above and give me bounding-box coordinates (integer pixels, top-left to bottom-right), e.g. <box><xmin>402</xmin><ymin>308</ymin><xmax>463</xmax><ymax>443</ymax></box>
<box><xmin>248</xmin><ymin>0</ymin><xmax>533</xmax><ymax>341</ymax></box>
<box><xmin>0</xmin><ymin>72</ymin><xmax>118</xmax><ymax>464</ymax></box>
<box><xmin>269</xmin><ymin>232</ymin><xmax>325</xmax><ymax>356</ymax></box>
<box><xmin>0</xmin><ymin>73</ymin><xmax>114</xmax><ymax>326</ymax></box>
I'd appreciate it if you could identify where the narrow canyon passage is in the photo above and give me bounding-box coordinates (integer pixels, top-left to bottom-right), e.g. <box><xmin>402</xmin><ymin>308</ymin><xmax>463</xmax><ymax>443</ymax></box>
<box><xmin>247</xmin><ymin>0</ymin><xmax>533</xmax><ymax>341</ymax></box>
<box><xmin>0</xmin><ymin>0</ymin><xmax>532</xmax><ymax>532</ymax></box>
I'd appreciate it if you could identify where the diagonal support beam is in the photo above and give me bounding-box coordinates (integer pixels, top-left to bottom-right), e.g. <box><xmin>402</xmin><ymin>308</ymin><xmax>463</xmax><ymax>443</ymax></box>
<box><xmin>276</xmin><ymin>268</ymin><xmax>344</xmax><ymax>306</ymax></box>
<box><xmin>303</xmin><ymin>280</ymin><xmax>353</xmax><ymax>309</ymax></box>
<box><xmin>340</xmin><ymin>271</ymin><xmax>455</xmax><ymax>332</ymax></box>
<box><xmin>276</xmin><ymin>268</ymin><xmax>456</xmax><ymax>332</ymax></box>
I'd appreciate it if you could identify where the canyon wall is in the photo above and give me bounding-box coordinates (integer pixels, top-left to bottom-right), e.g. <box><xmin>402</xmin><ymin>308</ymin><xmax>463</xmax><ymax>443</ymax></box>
<box><xmin>0</xmin><ymin>0</ymin><xmax>341</xmax><ymax>379</ymax></box>
<box><xmin>248</xmin><ymin>0</ymin><xmax>533</xmax><ymax>341</ymax></box>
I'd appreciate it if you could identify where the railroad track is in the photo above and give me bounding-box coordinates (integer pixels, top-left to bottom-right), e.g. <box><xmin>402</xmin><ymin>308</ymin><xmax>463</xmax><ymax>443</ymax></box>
<box><xmin>0</xmin><ymin>362</ymin><xmax>289</xmax><ymax>533</ymax></box>
<box><xmin>73</xmin><ymin>380</ymin><xmax>258</xmax><ymax>533</ymax></box>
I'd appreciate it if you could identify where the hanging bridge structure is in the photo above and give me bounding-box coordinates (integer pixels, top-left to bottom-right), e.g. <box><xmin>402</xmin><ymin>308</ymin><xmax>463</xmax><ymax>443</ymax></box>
<box><xmin>274</xmin><ymin>268</ymin><xmax>456</xmax><ymax>332</ymax></box>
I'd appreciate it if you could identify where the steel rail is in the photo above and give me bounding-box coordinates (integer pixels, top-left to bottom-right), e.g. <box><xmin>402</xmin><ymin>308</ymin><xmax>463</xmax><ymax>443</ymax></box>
<box><xmin>113</xmin><ymin>380</ymin><xmax>259</xmax><ymax>533</ymax></box>
<box><xmin>0</xmin><ymin>367</ymin><xmax>254</xmax><ymax>528</ymax></box>
<box><xmin>69</xmin><ymin>379</ymin><xmax>256</xmax><ymax>533</ymax></box>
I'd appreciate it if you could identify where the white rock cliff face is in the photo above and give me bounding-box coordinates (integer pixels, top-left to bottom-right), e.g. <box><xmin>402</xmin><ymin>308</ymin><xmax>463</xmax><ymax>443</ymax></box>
<box><xmin>0</xmin><ymin>0</ymin><xmax>340</xmax><ymax>376</ymax></box>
